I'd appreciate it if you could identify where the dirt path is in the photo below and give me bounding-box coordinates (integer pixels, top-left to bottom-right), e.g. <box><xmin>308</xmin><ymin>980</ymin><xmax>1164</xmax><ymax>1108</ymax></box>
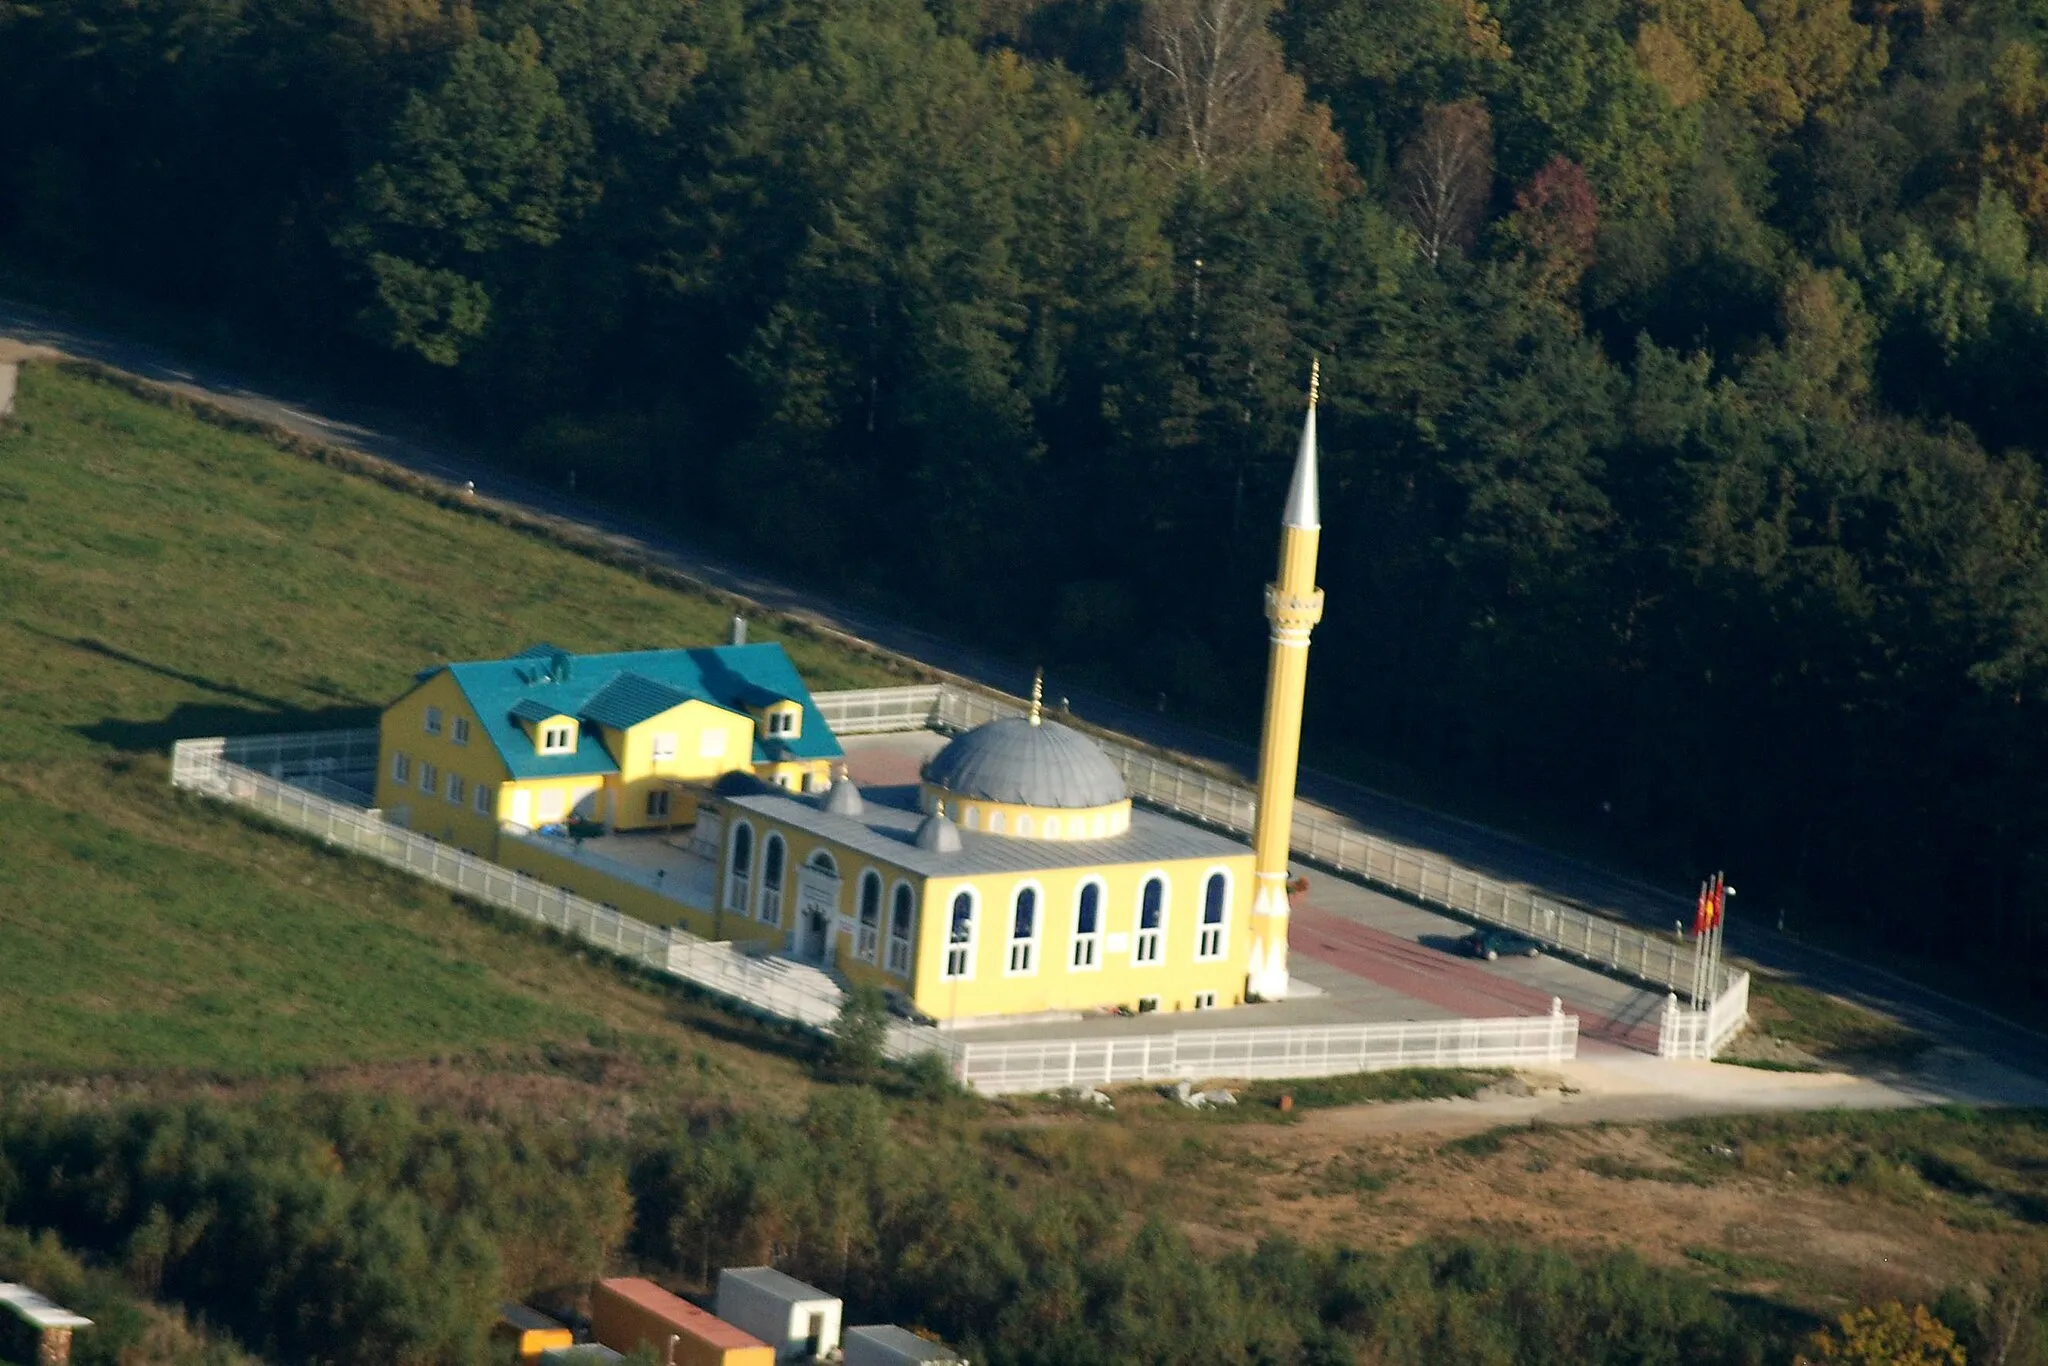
<box><xmin>1286</xmin><ymin>1049</ymin><xmax>2048</xmax><ymax>1139</ymax></box>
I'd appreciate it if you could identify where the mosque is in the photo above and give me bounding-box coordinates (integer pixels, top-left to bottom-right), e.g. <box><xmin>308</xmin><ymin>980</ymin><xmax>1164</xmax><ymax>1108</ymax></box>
<box><xmin>373</xmin><ymin>370</ymin><xmax>1327</xmax><ymax>1021</ymax></box>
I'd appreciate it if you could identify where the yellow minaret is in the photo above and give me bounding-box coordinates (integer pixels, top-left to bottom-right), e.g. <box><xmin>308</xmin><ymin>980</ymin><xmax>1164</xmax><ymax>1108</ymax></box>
<box><xmin>1246</xmin><ymin>361</ymin><xmax>1325</xmax><ymax>1002</ymax></box>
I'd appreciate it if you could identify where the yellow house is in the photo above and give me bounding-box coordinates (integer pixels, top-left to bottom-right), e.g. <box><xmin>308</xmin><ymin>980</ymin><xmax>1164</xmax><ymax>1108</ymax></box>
<box><xmin>373</xmin><ymin>642</ymin><xmax>842</xmax><ymax>855</ymax></box>
<box><xmin>710</xmin><ymin>698</ymin><xmax>1256</xmax><ymax>1021</ymax></box>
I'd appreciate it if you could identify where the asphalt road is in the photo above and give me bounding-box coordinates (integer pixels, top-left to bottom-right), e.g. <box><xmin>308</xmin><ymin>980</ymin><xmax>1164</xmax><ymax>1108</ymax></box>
<box><xmin>5</xmin><ymin>292</ymin><xmax>2042</xmax><ymax>1087</ymax></box>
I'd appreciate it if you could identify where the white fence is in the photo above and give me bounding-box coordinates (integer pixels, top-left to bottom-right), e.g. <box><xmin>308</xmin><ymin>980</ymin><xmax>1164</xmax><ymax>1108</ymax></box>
<box><xmin>221</xmin><ymin>726</ymin><xmax>380</xmax><ymax>780</ymax></box>
<box><xmin>953</xmin><ymin>1014</ymin><xmax>1579</xmax><ymax>1096</ymax></box>
<box><xmin>814</xmin><ymin>685</ymin><xmax>945</xmax><ymax>735</ymax></box>
<box><xmin>1657</xmin><ymin>970</ymin><xmax>1752</xmax><ymax>1059</ymax></box>
<box><xmin>167</xmin><ymin>738</ymin><xmax>940</xmax><ymax>1056</ymax></box>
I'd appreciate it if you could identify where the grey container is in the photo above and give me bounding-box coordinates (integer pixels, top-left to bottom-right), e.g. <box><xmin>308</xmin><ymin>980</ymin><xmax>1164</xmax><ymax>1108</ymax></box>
<box><xmin>842</xmin><ymin>1325</ymin><xmax>968</xmax><ymax>1366</ymax></box>
<box><xmin>714</xmin><ymin>1266</ymin><xmax>842</xmax><ymax>1362</ymax></box>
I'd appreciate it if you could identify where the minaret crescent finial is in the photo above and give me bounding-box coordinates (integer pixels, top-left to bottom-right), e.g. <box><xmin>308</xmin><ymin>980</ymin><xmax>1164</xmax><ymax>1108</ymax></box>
<box><xmin>1309</xmin><ymin>356</ymin><xmax>1320</xmax><ymax>409</ymax></box>
<box><xmin>1029</xmin><ymin>668</ymin><xmax>1044</xmax><ymax>726</ymax></box>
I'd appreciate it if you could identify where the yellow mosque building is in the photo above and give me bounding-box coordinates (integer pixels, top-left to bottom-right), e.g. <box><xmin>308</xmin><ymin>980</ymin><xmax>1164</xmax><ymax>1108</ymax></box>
<box><xmin>372</xmin><ymin>370</ymin><xmax>1326</xmax><ymax>1021</ymax></box>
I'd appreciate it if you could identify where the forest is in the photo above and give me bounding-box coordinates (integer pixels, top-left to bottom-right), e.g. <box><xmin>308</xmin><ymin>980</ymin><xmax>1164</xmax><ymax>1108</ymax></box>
<box><xmin>2</xmin><ymin>0</ymin><xmax>2047</xmax><ymax>981</ymax></box>
<box><xmin>0</xmin><ymin>1084</ymin><xmax>2019</xmax><ymax>1366</ymax></box>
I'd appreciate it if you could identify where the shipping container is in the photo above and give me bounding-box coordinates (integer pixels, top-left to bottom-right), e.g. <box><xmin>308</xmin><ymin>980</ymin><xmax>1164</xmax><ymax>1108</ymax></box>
<box><xmin>714</xmin><ymin>1267</ymin><xmax>842</xmax><ymax>1362</ymax></box>
<box><xmin>495</xmin><ymin>1303</ymin><xmax>575</xmax><ymax>1361</ymax></box>
<box><xmin>842</xmin><ymin>1325</ymin><xmax>967</xmax><ymax>1366</ymax></box>
<box><xmin>591</xmin><ymin>1278</ymin><xmax>774</xmax><ymax>1366</ymax></box>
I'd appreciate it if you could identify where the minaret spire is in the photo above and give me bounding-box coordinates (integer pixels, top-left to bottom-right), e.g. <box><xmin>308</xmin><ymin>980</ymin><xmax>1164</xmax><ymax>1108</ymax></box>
<box><xmin>1029</xmin><ymin>668</ymin><xmax>1045</xmax><ymax>726</ymax></box>
<box><xmin>1245</xmin><ymin>363</ymin><xmax>1327</xmax><ymax>1002</ymax></box>
<box><xmin>1283</xmin><ymin>358</ymin><xmax>1321</xmax><ymax>530</ymax></box>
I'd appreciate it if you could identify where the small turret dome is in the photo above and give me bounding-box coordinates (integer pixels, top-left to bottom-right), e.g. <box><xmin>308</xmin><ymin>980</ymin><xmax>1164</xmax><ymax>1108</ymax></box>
<box><xmin>922</xmin><ymin>717</ymin><xmax>1127</xmax><ymax>810</ymax></box>
<box><xmin>913</xmin><ymin>809</ymin><xmax>963</xmax><ymax>853</ymax></box>
<box><xmin>822</xmin><ymin>775</ymin><xmax>865</xmax><ymax>817</ymax></box>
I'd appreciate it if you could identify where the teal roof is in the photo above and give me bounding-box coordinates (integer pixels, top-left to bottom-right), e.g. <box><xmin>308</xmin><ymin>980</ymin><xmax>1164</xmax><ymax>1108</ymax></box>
<box><xmin>581</xmin><ymin>673</ymin><xmax>693</xmax><ymax>730</ymax></box>
<box><xmin>432</xmin><ymin>643</ymin><xmax>843</xmax><ymax>781</ymax></box>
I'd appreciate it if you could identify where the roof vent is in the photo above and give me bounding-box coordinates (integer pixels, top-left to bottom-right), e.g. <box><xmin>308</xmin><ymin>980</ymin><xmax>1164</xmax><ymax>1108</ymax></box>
<box><xmin>822</xmin><ymin>774</ymin><xmax>865</xmax><ymax>817</ymax></box>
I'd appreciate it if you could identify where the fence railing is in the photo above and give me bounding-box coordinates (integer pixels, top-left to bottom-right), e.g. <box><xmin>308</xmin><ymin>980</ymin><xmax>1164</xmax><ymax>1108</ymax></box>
<box><xmin>1657</xmin><ymin>970</ymin><xmax>1752</xmax><ymax>1059</ymax></box>
<box><xmin>169</xmin><ymin>738</ymin><xmax>893</xmax><ymax>1051</ymax></box>
<box><xmin>814</xmin><ymin>685</ymin><xmax>945</xmax><ymax>735</ymax></box>
<box><xmin>221</xmin><ymin>726</ymin><xmax>381</xmax><ymax>780</ymax></box>
<box><xmin>953</xmin><ymin>1013</ymin><xmax>1579</xmax><ymax>1096</ymax></box>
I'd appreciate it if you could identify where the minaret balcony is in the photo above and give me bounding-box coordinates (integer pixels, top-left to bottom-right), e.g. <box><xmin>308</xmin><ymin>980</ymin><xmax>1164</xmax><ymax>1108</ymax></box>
<box><xmin>1263</xmin><ymin>585</ymin><xmax>1325</xmax><ymax>632</ymax></box>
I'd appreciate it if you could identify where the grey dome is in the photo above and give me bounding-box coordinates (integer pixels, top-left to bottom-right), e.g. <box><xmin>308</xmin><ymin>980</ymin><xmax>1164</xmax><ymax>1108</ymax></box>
<box><xmin>914</xmin><ymin>810</ymin><xmax>963</xmax><ymax>853</ymax></box>
<box><xmin>922</xmin><ymin>717</ymin><xmax>1127</xmax><ymax>809</ymax></box>
<box><xmin>822</xmin><ymin>775</ymin><xmax>866</xmax><ymax>817</ymax></box>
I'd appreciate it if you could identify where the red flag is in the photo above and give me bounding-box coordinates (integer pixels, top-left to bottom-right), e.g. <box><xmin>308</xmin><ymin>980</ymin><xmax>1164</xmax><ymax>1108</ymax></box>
<box><xmin>1710</xmin><ymin>872</ymin><xmax>1727</xmax><ymax>929</ymax></box>
<box><xmin>1693</xmin><ymin>880</ymin><xmax>1711</xmax><ymax>937</ymax></box>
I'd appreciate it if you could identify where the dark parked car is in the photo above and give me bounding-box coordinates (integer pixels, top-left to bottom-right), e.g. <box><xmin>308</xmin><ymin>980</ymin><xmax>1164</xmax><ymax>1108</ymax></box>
<box><xmin>885</xmin><ymin>989</ymin><xmax>937</xmax><ymax>1027</ymax></box>
<box><xmin>1458</xmin><ymin>928</ymin><xmax>1542</xmax><ymax>961</ymax></box>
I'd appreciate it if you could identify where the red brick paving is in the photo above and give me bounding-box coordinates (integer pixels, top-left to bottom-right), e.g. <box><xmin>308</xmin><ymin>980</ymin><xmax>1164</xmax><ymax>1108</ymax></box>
<box><xmin>1290</xmin><ymin>905</ymin><xmax>1663</xmax><ymax>1052</ymax></box>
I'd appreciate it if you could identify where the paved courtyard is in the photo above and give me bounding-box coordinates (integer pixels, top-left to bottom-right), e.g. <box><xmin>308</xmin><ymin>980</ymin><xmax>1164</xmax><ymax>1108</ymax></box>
<box><xmin>840</xmin><ymin>732</ymin><xmax>1675</xmax><ymax>1051</ymax></box>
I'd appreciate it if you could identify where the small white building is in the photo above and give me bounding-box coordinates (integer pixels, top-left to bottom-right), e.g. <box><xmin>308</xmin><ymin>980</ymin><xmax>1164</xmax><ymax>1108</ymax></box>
<box><xmin>842</xmin><ymin>1325</ymin><xmax>966</xmax><ymax>1366</ymax></box>
<box><xmin>714</xmin><ymin>1267</ymin><xmax>842</xmax><ymax>1362</ymax></box>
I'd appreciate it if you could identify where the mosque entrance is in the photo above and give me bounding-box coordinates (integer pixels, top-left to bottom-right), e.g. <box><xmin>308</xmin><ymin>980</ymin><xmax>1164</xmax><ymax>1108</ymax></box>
<box><xmin>794</xmin><ymin>855</ymin><xmax>840</xmax><ymax>964</ymax></box>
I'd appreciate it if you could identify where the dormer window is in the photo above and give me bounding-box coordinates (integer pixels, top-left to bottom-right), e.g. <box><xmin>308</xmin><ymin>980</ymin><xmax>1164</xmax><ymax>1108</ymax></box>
<box><xmin>651</xmin><ymin>732</ymin><xmax>678</xmax><ymax>761</ymax></box>
<box><xmin>767</xmin><ymin>710</ymin><xmax>794</xmax><ymax>736</ymax></box>
<box><xmin>760</xmin><ymin>702</ymin><xmax>801</xmax><ymax>740</ymax></box>
<box><xmin>540</xmin><ymin>724</ymin><xmax>575</xmax><ymax>754</ymax></box>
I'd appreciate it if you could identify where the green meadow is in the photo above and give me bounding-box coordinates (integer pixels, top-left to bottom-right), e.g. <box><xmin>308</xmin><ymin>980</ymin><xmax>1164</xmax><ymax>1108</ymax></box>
<box><xmin>0</xmin><ymin>362</ymin><xmax>894</xmax><ymax>1076</ymax></box>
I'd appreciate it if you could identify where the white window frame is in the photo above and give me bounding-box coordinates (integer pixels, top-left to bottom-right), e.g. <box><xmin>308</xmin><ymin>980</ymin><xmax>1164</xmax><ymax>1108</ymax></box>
<box><xmin>419</xmin><ymin>761</ymin><xmax>438</xmax><ymax>795</ymax></box>
<box><xmin>856</xmin><ymin>869</ymin><xmax>884</xmax><ymax>963</ymax></box>
<box><xmin>696</xmin><ymin>729</ymin><xmax>725</xmax><ymax>760</ymax></box>
<box><xmin>1133</xmin><ymin>872</ymin><xmax>1168</xmax><ymax>966</ymax></box>
<box><xmin>540</xmin><ymin>724</ymin><xmax>574</xmax><ymax>754</ymax></box>
<box><xmin>451</xmin><ymin>716</ymin><xmax>470</xmax><ymax>745</ymax></box>
<box><xmin>766</xmin><ymin>709</ymin><xmax>796</xmax><ymax>737</ymax></box>
<box><xmin>1194</xmin><ymin>991</ymin><xmax>1217</xmax><ymax>1009</ymax></box>
<box><xmin>474</xmin><ymin>783</ymin><xmax>492</xmax><ymax>816</ymax></box>
<box><xmin>423</xmin><ymin>706</ymin><xmax>443</xmax><ymax>736</ymax></box>
<box><xmin>726</xmin><ymin>820</ymin><xmax>754</xmax><ymax>912</ymax></box>
<box><xmin>391</xmin><ymin>751</ymin><xmax>411</xmax><ymax>784</ymax></box>
<box><xmin>943</xmin><ymin>887</ymin><xmax>979</xmax><ymax>981</ymax></box>
<box><xmin>652</xmin><ymin>732</ymin><xmax>678</xmax><ymax>761</ymax></box>
<box><xmin>446</xmin><ymin>772</ymin><xmax>465</xmax><ymax>805</ymax></box>
<box><xmin>1196</xmin><ymin>867</ymin><xmax>1231</xmax><ymax>961</ymax></box>
<box><xmin>1070</xmin><ymin>878</ymin><xmax>1104</xmax><ymax>971</ymax></box>
<box><xmin>1006</xmin><ymin>881</ymin><xmax>1042</xmax><ymax>977</ymax></box>
<box><xmin>646</xmin><ymin>788</ymin><xmax>671</xmax><ymax>819</ymax></box>
<box><xmin>758</xmin><ymin>833</ymin><xmax>785</xmax><ymax>926</ymax></box>
<box><xmin>988</xmin><ymin>810</ymin><xmax>1006</xmax><ymax>834</ymax></box>
<box><xmin>886</xmin><ymin>881</ymin><xmax>915</xmax><ymax>975</ymax></box>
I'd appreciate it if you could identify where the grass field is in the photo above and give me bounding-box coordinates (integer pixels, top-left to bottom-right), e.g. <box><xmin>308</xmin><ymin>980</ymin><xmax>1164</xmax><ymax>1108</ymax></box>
<box><xmin>0</xmin><ymin>361</ymin><xmax>894</xmax><ymax>1077</ymax></box>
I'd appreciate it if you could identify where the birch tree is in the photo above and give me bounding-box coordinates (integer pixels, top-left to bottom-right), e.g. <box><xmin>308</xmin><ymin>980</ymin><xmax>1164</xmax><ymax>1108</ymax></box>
<box><xmin>1397</xmin><ymin>98</ymin><xmax>1494</xmax><ymax>265</ymax></box>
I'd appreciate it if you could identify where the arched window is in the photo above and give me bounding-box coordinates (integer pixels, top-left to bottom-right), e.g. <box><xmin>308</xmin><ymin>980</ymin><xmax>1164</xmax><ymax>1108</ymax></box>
<box><xmin>962</xmin><ymin>806</ymin><xmax>979</xmax><ymax>830</ymax></box>
<box><xmin>857</xmin><ymin>870</ymin><xmax>883</xmax><ymax>962</ymax></box>
<box><xmin>1042</xmin><ymin>816</ymin><xmax>1060</xmax><ymax>840</ymax></box>
<box><xmin>808</xmin><ymin>849</ymin><xmax>837</xmax><ymax>876</ymax></box>
<box><xmin>1134</xmin><ymin>875</ymin><xmax>1165</xmax><ymax>964</ymax></box>
<box><xmin>1197</xmin><ymin>870</ymin><xmax>1229</xmax><ymax>960</ymax></box>
<box><xmin>886</xmin><ymin>882</ymin><xmax>915</xmax><ymax>975</ymax></box>
<box><xmin>1017</xmin><ymin>813</ymin><xmax>1033</xmax><ymax>838</ymax></box>
<box><xmin>726</xmin><ymin>821</ymin><xmax>753</xmax><ymax>911</ymax></box>
<box><xmin>758</xmin><ymin>833</ymin><xmax>785</xmax><ymax>926</ymax></box>
<box><xmin>1071</xmin><ymin>881</ymin><xmax>1102</xmax><ymax>969</ymax></box>
<box><xmin>988</xmin><ymin>810</ymin><xmax>1006</xmax><ymax>834</ymax></box>
<box><xmin>944</xmin><ymin>890</ymin><xmax>976</xmax><ymax>980</ymax></box>
<box><xmin>1007</xmin><ymin>884</ymin><xmax>1038</xmax><ymax>975</ymax></box>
